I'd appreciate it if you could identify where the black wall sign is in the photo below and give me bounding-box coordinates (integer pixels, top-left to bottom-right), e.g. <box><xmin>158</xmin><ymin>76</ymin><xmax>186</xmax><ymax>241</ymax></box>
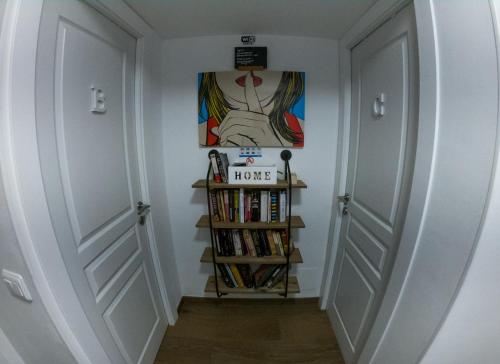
<box><xmin>235</xmin><ymin>47</ymin><xmax>267</xmax><ymax>70</ymax></box>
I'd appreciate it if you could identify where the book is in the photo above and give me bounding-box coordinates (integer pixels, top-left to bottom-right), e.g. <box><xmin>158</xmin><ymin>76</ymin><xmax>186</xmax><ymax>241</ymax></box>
<box><xmin>260</xmin><ymin>190</ymin><xmax>268</xmax><ymax>222</ymax></box>
<box><xmin>217</xmin><ymin>191</ymin><xmax>226</xmax><ymax>221</ymax></box>
<box><xmin>253</xmin><ymin>264</ymin><xmax>273</xmax><ymax>286</ymax></box>
<box><xmin>233</xmin><ymin>190</ymin><xmax>239</xmax><ymax>222</ymax></box>
<box><xmin>251</xmin><ymin>230</ymin><xmax>263</xmax><ymax>257</ymax></box>
<box><xmin>270</xmin><ymin>190</ymin><xmax>278</xmax><ymax>222</ymax></box>
<box><xmin>279</xmin><ymin>190</ymin><xmax>286</xmax><ymax>223</ymax></box>
<box><xmin>228</xmin><ymin>191</ymin><xmax>234</xmax><ymax>222</ymax></box>
<box><xmin>274</xmin><ymin>231</ymin><xmax>284</xmax><ymax>256</ymax></box>
<box><xmin>265</xmin><ymin>265</ymin><xmax>287</xmax><ymax>288</ymax></box>
<box><xmin>250</xmin><ymin>192</ymin><xmax>260</xmax><ymax>222</ymax></box>
<box><xmin>223</xmin><ymin>191</ymin><xmax>230</xmax><ymax>222</ymax></box>
<box><xmin>245</xmin><ymin>193</ymin><xmax>251</xmax><ymax>222</ymax></box>
<box><xmin>255</xmin><ymin>265</ymin><xmax>280</xmax><ymax>287</ymax></box>
<box><xmin>237</xmin><ymin>264</ymin><xmax>254</xmax><ymax>288</ymax></box>
<box><xmin>215</xmin><ymin>153</ymin><xmax>228</xmax><ymax>183</ymax></box>
<box><xmin>266</xmin><ymin>230</ymin><xmax>277</xmax><ymax>255</ymax></box>
<box><xmin>229</xmin><ymin>264</ymin><xmax>245</xmax><ymax>287</ymax></box>
<box><xmin>242</xmin><ymin>229</ymin><xmax>256</xmax><ymax>256</ymax></box>
<box><xmin>258</xmin><ymin>230</ymin><xmax>272</xmax><ymax>256</ymax></box>
<box><xmin>217</xmin><ymin>264</ymin><xmax>234</xmax><ymax>287</ymax></box>
<box><xmin>224</xmin><ymin>263</ymin><xmax>238</xmax><ymax>287</ymax></box>
<box><xmin>209</xmin><ymin>150</ymin><xmax>221</xmax><ymax>183</ymax></box>
<box><xmin>232</xmin><ymin>229</ymin><xmax>242</xmax><ymax>255</ymax></box>
<box><xmin>210</xmin><ymin>190</ymin><xmax>220</xmax><ymax>222</ymax></box>
<box><xmin>220</xmin><ymin>153</ymin><xmax>229</xmax><ymax>183</ymax></box>
<box><xmin>239</xmin><ymin>188</ymin><xmax>245</xmax><ymax>223</ymax></box>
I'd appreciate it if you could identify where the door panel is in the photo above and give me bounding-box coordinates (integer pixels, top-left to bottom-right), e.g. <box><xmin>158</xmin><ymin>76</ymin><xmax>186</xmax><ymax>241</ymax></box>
<box><xmin>329</xmin><ymin>5</ymin><xmax>418</xmax><ymax>363</ymax></box>
<box><xmin>334</xmin><ymin>252</ymin><xmax>375</xmax><ymax>348</ymax></box>
<box><xmin>353</xmin><ymin>36</ymin><xmax>409</xmax><ymax>228</ymax></box>
<box><xmin>55</xmin><ymin>19</ymin><xmax>132</xmax><ymax>244</ymax></box>
<box><xmin>347</xmin><ymin>218</ymin><xmax>386</xmax><ymax>272</ymax></box>
<box><xmin>36</xmin><ymin>1</ymin><xmax>166</xmax><ymax>363</ymax></box>
<box><xmin>104</xmin><ymin>266</ymin><xmax>160</xmax><ymax>364</ymax></box>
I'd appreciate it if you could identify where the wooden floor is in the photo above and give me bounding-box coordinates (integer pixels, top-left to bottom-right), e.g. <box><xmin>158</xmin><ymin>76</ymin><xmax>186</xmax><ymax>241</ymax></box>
<box><xmin>154</xmin><ymin>297</ymin><xmax>345</xmax><ymax>364</ymax></box>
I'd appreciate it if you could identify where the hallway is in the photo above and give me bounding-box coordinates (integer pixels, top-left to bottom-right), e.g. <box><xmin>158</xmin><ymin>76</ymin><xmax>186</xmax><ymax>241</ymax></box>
<box><xmin>154</xmin><ymin>298</ymin><xmax>345</xmax><ymax>364</ymax></box>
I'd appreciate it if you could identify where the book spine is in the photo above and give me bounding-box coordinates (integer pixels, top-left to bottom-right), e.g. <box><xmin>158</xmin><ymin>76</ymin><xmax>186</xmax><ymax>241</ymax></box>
<box><xmin>279</xmin><ymin>190</ymin><xmax>286</xmax><ymax>223</ymax></box>
<box><xmin>239</xmin><ymin>189</ymin><xmax>245</xmax><ymax>223</ymax></box>
<box><xmin>228</xmin><ymin>190</ymin><xmax>234</xmax><ymax>222</ymax></box>
<box><xmin>234</xmin><ymin>190</ymin><xmax>239</xmax><ymax>223</ymax></box>
<box><xmin>270</xmin><ymin>191</ymin><xmax>278</xmax><ymax>222</ymax></box>
<box><xmin>229</xmin><ymin>264</ymin><xmax>245</xmax><ymax>287</ymax></box>
<box><xmin>274</xmin><ymin>231</ymin><xmax>284</xmax><ymax>256</ymax></box>
<box><xmin>238</xmin><ymin>230</ymin><xmax>248</xmax><ymax>255</ymax></box>
<box><xmin>218</xmin><ymin>191</ymin><xmax>226</xmax><ymax>222</ymax></box>
<box><xmin>256</xmin><ymin>265</ymin><xmax>280</xmax><ymax>287</ymax></box>
<box><xmin>215</xmin><ymin>153</ymin><xmax>226</xmax><ymax>183</ymax></box>
<box><xmin>252</xmin><ymin>230</ymin><xmax>263</xmax><ymax>257</ymax></box>
<box><xmin>250</xmin><ymin>192</ymin><xmax>260</xmax><ymax>222</ymax></box>
<box><xmin>259</xmin><ymin>230</ymin><xmax>271</xmax><ymax>256</ymax></box>
<box><xmin>245</xmin><ymin>193</ymin><xmax>251</xmax><ymax>222</ymax></box>
<box><xmin>209</xmin><ymin>191</ymin><xmax>220</xmax><ymax>221</ymax></box>
<box><xmin>214</xmin><ymin>231</ymin><xmax>221</xmax><ymax>255</ymax></box>
<box><xmin>266</xmin><ymin>230</ymin><xmax>277</xmax><ymax>255</ymax></box>
<box><xmin>266</xmin><ymin>266</ymin><xmax>287</xmax><ymax>288</ymax></box>
<box><xmin>217</xmin><ymin>264</ymin><xmax>233</xmax><ymax>287</ymax></box>
<box><xmin>260</xmin><ymin>190</ymin><xmax>268</xmax><ymax>222</ymax></box>
<box><xmin>209</xmin><ymin>152</ymin><xmax>221</xmax><ymax>183</ymax></box>
<box><xmin>220</xmin><ymin>153</ymin><xmax>229</xmax><ymax>183</ymax></box>
<box><xmin>224</xmin><ymin>263</ymin><xmax>238</xmax><ymax>287</ymax></box>
<box><xmin>236</xmin><ymin>264</ymin><xmax>254</xmax><ymax>288</ymax></box>
<box><xmin>223</xmin><ymin>190</ymin><xmax>229</xmax><ymax>222</ymax></box>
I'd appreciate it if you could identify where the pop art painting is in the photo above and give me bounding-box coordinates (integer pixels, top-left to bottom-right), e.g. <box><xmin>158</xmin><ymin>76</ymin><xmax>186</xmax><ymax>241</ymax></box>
<box><xmin>198</xmin><ymin>71</ymin><xmax>305</xmax><ymax>147</ymax></box>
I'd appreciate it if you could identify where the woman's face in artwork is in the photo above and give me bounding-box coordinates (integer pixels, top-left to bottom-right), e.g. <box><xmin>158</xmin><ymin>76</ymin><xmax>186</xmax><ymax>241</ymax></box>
<box><xmin>215</xmin><ymin>71</ymin><xmax>283</xmax><ymax>109</ymax></box>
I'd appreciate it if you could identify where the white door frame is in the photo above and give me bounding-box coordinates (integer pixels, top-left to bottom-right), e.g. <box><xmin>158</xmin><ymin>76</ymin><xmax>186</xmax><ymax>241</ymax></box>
<box><xmin>0</xmin><ymin>1</ymin><xmax>175</xmax><ymax>363</ymax></box>
<box><xmin>320</xmin><ymin>0</ymin><xmax>438</xmax><ymax>357</ymax></box>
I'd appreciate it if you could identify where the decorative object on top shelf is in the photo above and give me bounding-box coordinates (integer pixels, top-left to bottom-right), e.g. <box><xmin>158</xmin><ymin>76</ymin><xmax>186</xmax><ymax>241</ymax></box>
<box><xmin>198</xmin><ymin>71</ymin><xmax>305</xmax><ymax>148</ymax></box>
<box><xmin>228</xmin><ymin>165</ymin><xmax>277</xmax><ymax>184</ymax></box>
<box><xmin>196</xmin><ymin>149</ymin><xmax>304</xmax><ymax>298</ymax></box>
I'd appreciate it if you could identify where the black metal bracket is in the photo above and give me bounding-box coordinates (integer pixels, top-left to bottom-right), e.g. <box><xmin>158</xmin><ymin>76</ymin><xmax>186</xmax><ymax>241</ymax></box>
<box><xmin>206</xmin><ymin>150</ymin><xmax>224</xmax><ymax>298</ymax></box>
<box><xmin>279</xmin><ymin>150</ymin><xmax>292</xmax><ymax>298</ymax></box>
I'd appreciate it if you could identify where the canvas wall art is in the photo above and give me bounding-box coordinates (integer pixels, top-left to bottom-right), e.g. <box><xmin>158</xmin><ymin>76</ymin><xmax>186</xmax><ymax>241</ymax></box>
<box><xmin>198</xmin><ymin>71</ymin><xmax>305</xmax><ymax>147</ymax></box>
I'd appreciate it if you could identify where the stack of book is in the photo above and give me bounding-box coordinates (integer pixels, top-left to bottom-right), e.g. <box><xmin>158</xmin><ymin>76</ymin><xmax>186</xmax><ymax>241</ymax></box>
<box><xmin>254</xmin><ymin>265</ymin><xmax>288</xmax><ymax>289</ymax></box>
<box><xmin>217</xmin><ymin>264</ymin><xmax>254</xmax><ymax>288</ymax></box>
<box><xmin>215</xmin><ymin>229</ymin><xmax>292</xmax><ymax>257</ymax></box>
<box><xmin>209</xmin><ymin>189</ymin><xmax>287</xmax><ymax>223</ymax></box>
<box><xmin>217</xmin><ymin>263</ymin><xmax>288</xmax><ymax>289</ymax></box>
<box><xmin>209</xmin><ymin>150</ymin><xmax>229</xmax><ymax>183</ymax></box>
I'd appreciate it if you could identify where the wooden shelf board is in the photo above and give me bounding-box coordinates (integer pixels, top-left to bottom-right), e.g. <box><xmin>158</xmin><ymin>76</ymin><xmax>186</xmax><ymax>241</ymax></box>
<box><xmin>200</xmin><ymin>247</ymin><xmax>303</xmax><ymax>264</ymax></box>
<box><xmin>192</xmin><ymin>179</ymin><xmax>307</xmax><ymax>189</ymax></box>
<box><xmin>196</xmin><ymin>215</ymin><xmax>305</xmax><ymax>229</ymax></box>
<box><xmin>204</xmin><ymin>275</ymin><xmax>300</xmax><ymax>294</ymax></box>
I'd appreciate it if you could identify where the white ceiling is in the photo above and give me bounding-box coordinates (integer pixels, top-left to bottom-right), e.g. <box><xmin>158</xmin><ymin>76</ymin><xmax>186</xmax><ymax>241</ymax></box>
<box><xmin>124</xmin><ymin>0</ymin><xmax>378</xmax><ymax>39</ymax></box>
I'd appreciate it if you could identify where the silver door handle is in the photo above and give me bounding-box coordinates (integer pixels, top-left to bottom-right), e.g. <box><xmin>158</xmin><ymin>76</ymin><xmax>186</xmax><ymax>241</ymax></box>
<box><xmin>337</xmin><ymin>193</ymin><xmax>351</xmax><ymax>216</ymax></box>
<box><xmin>137</xmin><ymin>201</ymin><xmax>151</xmax><ymax>215</ymax></box>
<box><xmin>337</xmin><ymin>193</ymin><xmax>351</xmax><ymax>204</ymax></box>
<box><xmin>137</xmin><ymin>201</ymin><xmax>151</xmax><ymax>225</ymax></box>
<box><xmin>373</xmin><ymin>93</ymin><xmax>386</xmax><ymax>119</ymax></box>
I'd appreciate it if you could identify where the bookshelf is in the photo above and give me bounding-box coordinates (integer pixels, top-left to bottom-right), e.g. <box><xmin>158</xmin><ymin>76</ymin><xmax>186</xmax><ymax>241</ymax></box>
<box><xmin>194</xmin><ymin>150</ymin><xmax>306</xmax><ymax>297</ymax></box>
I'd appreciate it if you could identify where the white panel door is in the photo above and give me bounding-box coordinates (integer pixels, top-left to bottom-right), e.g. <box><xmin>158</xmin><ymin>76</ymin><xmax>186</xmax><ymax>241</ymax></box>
<box><xmin>35</xmin><ymin>1</ymin><xmax>167</xmax><ymax>363</ymax></box>
<box><xmin>329</xmin><ymin>5</ymin><xmax>418</xmax><ymax>363</ymax></box>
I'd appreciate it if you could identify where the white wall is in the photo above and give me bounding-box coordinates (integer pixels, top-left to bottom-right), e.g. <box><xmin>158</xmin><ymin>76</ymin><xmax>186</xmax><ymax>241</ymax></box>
<box><xmin>162</xmin><ymin>34</ymin><xmax>339</xmax><ymax>297</ymax></box>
